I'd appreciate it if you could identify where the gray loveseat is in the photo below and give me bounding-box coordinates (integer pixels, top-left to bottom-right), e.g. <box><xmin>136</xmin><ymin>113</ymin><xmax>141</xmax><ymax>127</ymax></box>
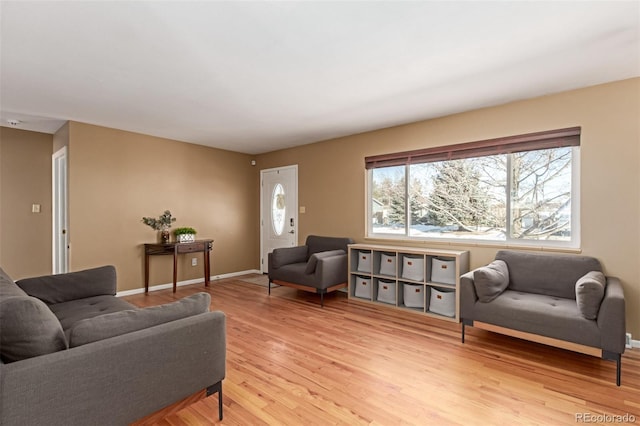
<box><xmin>268</xmin><ymin>235</ymin><xmax>354</xmax><ymax>306</ymax></box>
<box><xmin>0</xmin><ymin>266</ymin><xmax>226</xmax><ymax>425</ymax></box>
<box><xmin>460</xmin><ymin>250</ymin><xmax>626</xmax><ymax>385</ymax></box>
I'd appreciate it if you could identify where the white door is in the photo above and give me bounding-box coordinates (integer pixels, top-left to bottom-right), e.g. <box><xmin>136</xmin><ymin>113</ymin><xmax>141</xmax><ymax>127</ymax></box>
<box><xmin>52</xmin><ymin>147</ymin><xmax>69</xmax><ymax>274</ymax></box>
<box><xmin>261</xmin><ymin>165</ymin><xmax>298</xmax><ymax>273</ymax></box>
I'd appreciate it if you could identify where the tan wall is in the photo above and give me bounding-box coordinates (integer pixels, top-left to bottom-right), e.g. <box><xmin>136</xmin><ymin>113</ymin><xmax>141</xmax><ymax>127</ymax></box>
<box><xmin>66</xmin><ymin>122</ymin><xmax>260</xmax><ymax>292</ymax></box>
<box><xmin>257</xmin><ymin>78</ymin><xmax>640</xmax><ymax>337</ymax></box>
<box><xmin>0</xmin><ymin>127</ymin><xmax>54</xmax><ymax>278</ymax></box>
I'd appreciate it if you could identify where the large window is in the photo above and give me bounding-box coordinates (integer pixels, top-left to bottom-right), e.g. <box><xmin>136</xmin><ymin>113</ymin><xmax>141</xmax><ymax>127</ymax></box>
<box><xmin>367</xmin><ymin>128</ymin><xmax>580</xmax><ymax>247</ymax></box>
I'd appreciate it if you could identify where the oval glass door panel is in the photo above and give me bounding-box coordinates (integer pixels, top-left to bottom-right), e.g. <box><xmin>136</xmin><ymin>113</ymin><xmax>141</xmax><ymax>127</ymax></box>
<box><xmin>271</xmin><ymin>183</ymin><xmax>286</xmax><ymax>235</ymax></box>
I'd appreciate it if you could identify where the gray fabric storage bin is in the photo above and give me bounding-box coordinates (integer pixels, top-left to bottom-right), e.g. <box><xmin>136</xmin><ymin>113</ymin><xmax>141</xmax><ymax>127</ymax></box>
<box><xmin>401</xmin><ymin>255</ymin><xmax>424</xmax><ymax>281</ymax></box>
<box><xmin>379</xmin><ymin>253</ymin><xmax>396</xmax><ymax>276</ymax></box>
<box><xmin>431</xmin><ymin>257</ymin><xmax>456</xmax><ymax>284</ymax></box>
<box><xmin>429</xmin><ymin>287</ymin><xmax>455</xmax><ymax>317</ymax></box>
<box><xmin>354</xmin><ymin>276</ymin><xmax>372</xmax><ymax>299</ymax></box>
<box><xmin>377</xmin><ymin>279</ymin><xmax>396</xmax><ymax>304</ymax></box>
<box><xmin>403</xmin><ymin>283</ymin><xmax>424</xmax><ymax>308</ymax></box>
<box><xmin>357</xmin><ymin>251</ymin><xmax>372</xmax><ymax>273</ymax></box>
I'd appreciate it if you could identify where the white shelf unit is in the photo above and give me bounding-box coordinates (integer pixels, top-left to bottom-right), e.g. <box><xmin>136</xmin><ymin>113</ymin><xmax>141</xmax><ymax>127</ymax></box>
<box><xmin>348</xmin><ymin>243</ymin><xmax>469</xmax><ymax>322</ymax></box>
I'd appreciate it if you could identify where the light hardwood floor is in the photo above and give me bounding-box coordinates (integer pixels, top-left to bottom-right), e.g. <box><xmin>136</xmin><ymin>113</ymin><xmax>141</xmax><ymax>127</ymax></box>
<box><xmin>124</xmin><ymin>275</ymin><xmax>640</xmax><ymax>425</ymax></box>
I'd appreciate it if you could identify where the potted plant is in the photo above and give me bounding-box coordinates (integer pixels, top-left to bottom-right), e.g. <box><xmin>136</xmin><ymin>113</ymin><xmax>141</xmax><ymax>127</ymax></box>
<box><xmin>142</xmin><ymin>210</ymin><xmax>176</xmax><ymax>243</ymax></box>
<box><xmin>174</xmin><ymin>227</ymin><xmax>197</xmax><ymax>243</ymax></box>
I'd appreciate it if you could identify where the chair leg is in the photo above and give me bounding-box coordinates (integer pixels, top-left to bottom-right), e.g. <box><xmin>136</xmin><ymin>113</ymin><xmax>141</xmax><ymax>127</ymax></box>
<box><xmin>603</xmin><ymin>351</ymin><xmax>622</xmax><ymax>386</ymax></box>
<box><xmin>320</xmin><ymin>292</ymin><xmax>324</xmax><ymax>307</ymax></box>
<box><xmin>461</xmin><ymin>321</ymin><xmax>465</xmax><ymax>343</ymax></box>
<box><xmin>206</xmin><ymin>381</ymin><xmax>223</xmax><ymax>420</ymax></box>
<box><xmin>268</xmin><ymin>278</ymin><xmax>271</xmax><ymax>295</ymax></box>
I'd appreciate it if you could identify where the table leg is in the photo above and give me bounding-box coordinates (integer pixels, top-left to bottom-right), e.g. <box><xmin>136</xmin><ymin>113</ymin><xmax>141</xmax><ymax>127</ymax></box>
<box><xmin>172</xmin><ymin>250</ymin><xmax>178</xmax><ymax>293</ymax></box>
<box><xmin>204</xmin><ymin>248</ymin><xmax>211</xmax><ymax>287</ymax></box>
<box><xmin>145</xmin><ymin>253</ymin><xmax>150</xmax><ymax>293</ymax></box>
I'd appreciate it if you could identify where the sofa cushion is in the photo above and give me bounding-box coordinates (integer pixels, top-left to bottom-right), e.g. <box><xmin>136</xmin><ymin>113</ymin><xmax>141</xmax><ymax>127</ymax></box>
<box><xmin>306</xmin><ymin>235</ymin><xmax>353</xmax><ymax>256</ymax></box>
<box><xmin>473</xmin><ymin>260</ymin><xmax>509</xmax><ymax>302</ymax></box>
<box><xmin>16</xmin><ymin>265</ymin><xmax>117</xmax><ymax>304</ymax></box>
<box><xmin>49</xmin><ymin>295</ymin><xmax>137</xmax><ymax>334</ymax></box>
<box><xmin>304</xmin><ymin>249</ymin><xmax>346</xmax><ymax>274</ymax></box>
<box><xmin>68</xmin><ymin>292</ymin><xmax>211</xmax><ymax>347</ymax></box>
<box><xmin>0</xmin><ymin>296</ymin><xmax>68</xmax><ymax>362</ymax></box>
<box><xmin>271</xmin><ymin>246</ymin><xmax>308</xmax><ymax>269</ymax></box>
<box><xmin>472</xmin><ymin>290</ymin><xmax>601</xmax><ymax>348</ymax></box>
<box><xmin>575</xmin><ymin>271</ymin><xmax>606</xmax><ymax>320</ymax></box>
<box><xmin>495</xmin><ymin>250</ymin><xmax>602</xmax><ymax>299</ymax></box>
<box><xmin>0</xmin><ymin>267</ymin><xmax>27</xmax><ymax>299</ymax></box>
<box><xmin>270</xmin><ymin>262</ymin><xmax>315</xmax><ymax>285</ymax></box>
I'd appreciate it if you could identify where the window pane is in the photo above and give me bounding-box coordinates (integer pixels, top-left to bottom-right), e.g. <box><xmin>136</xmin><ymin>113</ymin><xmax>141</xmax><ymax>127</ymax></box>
<box><xmin>367</xmin><ymin>146</ymin><xmax>576</xmax><ymax>247</ymax></box>
<box><xmin>409</xmin><ymin>157</ymin><xmax>506</xmax><ymax>240</ymax></box>
<box><xmin>510</xmin><ymin>147</ymin><xmax>572</xmax><ymax>241</ymax></box>
<box><xmin>271</xmin><ymin>183</ymin><xmax>286</xmax><ymax>236</ymax></box>
<box><xmin>371</xmin><ymin>166</ymin><xmax>405</xmax><ymax>234</ymax></box>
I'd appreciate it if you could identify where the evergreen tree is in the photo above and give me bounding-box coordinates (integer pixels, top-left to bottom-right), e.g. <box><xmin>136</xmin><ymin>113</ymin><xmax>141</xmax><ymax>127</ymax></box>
<box><xmin>408</xmin><ymin>178</ymin><xmax>429</xmax><ymax>225</ymax></box>
<box><xmin>386</xmin><ymin>177</ymin><xmax>406</xmax><ymax>226</ymax></box>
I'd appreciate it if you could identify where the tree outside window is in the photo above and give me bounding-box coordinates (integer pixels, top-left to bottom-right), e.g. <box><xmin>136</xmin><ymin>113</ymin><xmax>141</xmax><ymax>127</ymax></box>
<box><xmin>369</xmin><ymin>146</ymin><xmax>577</xmax><ymax>246</ymax></box>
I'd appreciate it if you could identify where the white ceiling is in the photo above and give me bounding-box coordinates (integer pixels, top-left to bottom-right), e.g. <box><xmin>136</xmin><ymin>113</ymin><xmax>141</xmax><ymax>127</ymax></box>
<box><xmin>1</xmin><ymin>1</ymin><xmax>638</xmax><ymax>154</ymax></box>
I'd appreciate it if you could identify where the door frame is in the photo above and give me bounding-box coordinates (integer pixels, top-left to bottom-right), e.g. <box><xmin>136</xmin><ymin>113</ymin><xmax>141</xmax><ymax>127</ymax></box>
<box><xmin>52</xmin><ymin>146</ymin><xmax>69</xmax><ymax>274</ymax></box>
<box><xmin>260</xmin><ymin>164</ymin><xmax>298</xmax><ymax>273</ymax></box>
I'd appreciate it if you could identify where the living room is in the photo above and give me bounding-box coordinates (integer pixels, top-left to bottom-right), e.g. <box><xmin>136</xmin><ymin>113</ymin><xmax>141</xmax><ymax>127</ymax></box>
<box><xmin>1</xmin><ymin>1</ymin><xmax>639</xmax><ymax>425</ymax></box>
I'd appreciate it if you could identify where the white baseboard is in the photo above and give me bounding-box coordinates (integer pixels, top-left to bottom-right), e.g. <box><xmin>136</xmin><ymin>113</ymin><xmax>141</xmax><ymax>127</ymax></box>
<box><xmin>630</xmin><ymin>339</ymin><xmax>640</xmax><ymax>349</ymax></box>
<box><xmin>116</xmin><ymin>269</ymin><xmax>263</xmax><ymax>297</ymax></box>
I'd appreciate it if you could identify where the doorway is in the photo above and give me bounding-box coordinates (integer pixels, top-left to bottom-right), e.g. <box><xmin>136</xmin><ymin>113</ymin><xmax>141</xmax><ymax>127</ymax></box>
<box><xmin>260</xmin><ymin>165</ymin><xmax>298</xmax><ymax>273</ymax></box>
<box><xmin>52</xmin><ymin>147</ymin><xmax>68</xmax><ymax>274</ymax></box>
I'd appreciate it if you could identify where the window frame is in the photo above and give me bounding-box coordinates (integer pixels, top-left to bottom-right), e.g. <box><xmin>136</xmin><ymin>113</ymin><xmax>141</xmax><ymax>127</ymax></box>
<box><xmin>365</xmin><ymin>128</ymin><xmax>581</xmax><ymax>249</ymax></box>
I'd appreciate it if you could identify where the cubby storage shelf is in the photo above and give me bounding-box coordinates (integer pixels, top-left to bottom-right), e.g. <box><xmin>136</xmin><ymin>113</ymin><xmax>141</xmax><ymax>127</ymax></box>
<box><xmin>348</xmin><ymin>243</ymin><xmax>469</xmax><ymax>322</ymax></box>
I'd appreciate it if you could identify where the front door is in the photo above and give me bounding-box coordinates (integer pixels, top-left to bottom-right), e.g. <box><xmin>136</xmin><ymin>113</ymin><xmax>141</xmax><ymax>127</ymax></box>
<box><xmin>261</xmin><ymin>165</ymin><xmax>298</xmax><ymax>273</ymax></box>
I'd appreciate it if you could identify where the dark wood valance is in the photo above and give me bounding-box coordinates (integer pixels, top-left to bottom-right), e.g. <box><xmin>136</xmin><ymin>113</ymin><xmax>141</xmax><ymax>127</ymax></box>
<box><xmin>365</xmin><ymin>127</ymin><xmax>581</xmax><ymax>169</ymax></box>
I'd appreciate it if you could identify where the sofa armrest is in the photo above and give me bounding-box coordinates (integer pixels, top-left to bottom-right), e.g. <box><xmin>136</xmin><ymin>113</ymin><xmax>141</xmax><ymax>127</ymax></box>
<box><xmin>0</xmin><ymin>311</ymin><xmax>226</xmax><ymax>426</ymax></box>
<box><xmin>15</xmin><ymin>265</ymin><xmax>116</xmax><ymax>304</ymax></box>
<box><xmin>459</xmin><ymin>270</ymin><xmax>478</xmax><ymax>320</ymax></box>
<box><xmin>269</xmin><ymin>246</ymin><xmax>308</xmax><ymax>269</ymax></box>
<box><xmin>597</xmin><ymin>276</ymin><xmax>626</xmax><ymax>354</ymax></box>
<box><xmin>314</xmin><ymin>254</ymin><xmax>348</xmax><ymax>289</ymax></box>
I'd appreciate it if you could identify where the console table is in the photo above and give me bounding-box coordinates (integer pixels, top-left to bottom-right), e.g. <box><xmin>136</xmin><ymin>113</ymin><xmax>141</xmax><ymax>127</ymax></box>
<box><xmin>144</xmin><ymin>239</ymin><xmax>213</xmax><ymax>293</ymax></box>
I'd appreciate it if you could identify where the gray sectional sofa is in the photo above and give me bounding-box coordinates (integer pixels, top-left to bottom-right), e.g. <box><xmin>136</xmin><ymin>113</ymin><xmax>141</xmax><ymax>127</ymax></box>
<box><xmin>0</xmin><ymin>266</ymin><xmax>226</xmax><ymax>425</ymax></box>
<box><xmin>460</xmin><ymin>250</ymin><xmax>626</xmax><ymax>385</ymax></box>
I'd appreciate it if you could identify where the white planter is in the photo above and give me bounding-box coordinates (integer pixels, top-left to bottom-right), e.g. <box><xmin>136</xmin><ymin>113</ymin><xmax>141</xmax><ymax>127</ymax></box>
<box><xmin>176</xmin><ymin>234</ymin><xmax>196</xmax><ymax>243</ymax></box>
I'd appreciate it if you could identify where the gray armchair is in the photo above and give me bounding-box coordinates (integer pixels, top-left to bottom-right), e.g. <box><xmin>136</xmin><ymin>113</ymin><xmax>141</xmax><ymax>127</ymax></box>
<box><xmin>268</xmin><ymin>235</ymin><xmax>354</xmax><ymax>306</ymax></box>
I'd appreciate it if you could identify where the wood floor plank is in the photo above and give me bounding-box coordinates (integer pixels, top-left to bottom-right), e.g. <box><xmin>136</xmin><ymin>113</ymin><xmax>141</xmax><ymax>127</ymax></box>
<box><xmin>125</xmin><ymin>275</ymin><xmax>640</xmax><ymax>425</ymax></box>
